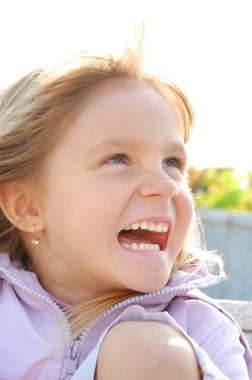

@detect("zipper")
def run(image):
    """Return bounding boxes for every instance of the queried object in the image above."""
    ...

[0,265,79,379]
[0,266,67,317]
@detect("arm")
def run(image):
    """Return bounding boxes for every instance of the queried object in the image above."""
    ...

[200,321,249,379]
[168,296,251,379]
[95,321,201,380]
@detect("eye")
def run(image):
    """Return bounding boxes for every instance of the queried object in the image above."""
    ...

[162,157,184,170]
[104,154,128,165]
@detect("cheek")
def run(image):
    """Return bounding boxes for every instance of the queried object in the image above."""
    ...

[178,193,194,234]
[171,187,194,246]
[180,187,194,222]
[43,173,132,248]
[66,185,126,235]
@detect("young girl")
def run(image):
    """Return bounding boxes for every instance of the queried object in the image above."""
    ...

[0,45,251,380]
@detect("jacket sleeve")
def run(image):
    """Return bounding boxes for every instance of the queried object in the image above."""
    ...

[72,304,232,380]
[200,320,249,379]
[168,296,250,380]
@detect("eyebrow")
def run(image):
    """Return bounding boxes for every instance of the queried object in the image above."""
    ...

[87,137,143,156]
[87,137,186,156]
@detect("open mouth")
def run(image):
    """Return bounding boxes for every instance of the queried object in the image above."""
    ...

[117,221,170,252]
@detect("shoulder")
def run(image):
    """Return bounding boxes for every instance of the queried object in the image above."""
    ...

[168,291,237,342]
[95,321,200,380]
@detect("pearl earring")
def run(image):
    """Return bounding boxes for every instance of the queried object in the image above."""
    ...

[31,226,39,246]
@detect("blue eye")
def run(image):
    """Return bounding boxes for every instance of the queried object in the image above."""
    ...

[162,157,183,169]
[104,155,127,164]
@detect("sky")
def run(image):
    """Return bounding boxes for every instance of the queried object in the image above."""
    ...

[0,0,251,170]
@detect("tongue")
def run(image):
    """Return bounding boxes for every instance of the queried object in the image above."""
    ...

[118,230,153,245]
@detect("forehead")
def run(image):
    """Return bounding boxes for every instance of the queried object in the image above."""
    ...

[75,77,184,137]
[85,78,176,113]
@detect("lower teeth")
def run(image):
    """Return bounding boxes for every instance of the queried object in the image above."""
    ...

[120,242,160,251]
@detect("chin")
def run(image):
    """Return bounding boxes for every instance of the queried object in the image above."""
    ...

[130,274,170,294]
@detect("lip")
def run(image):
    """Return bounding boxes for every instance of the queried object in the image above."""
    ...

[118,215,173,232]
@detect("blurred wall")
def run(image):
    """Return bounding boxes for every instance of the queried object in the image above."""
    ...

[198,209,252,301]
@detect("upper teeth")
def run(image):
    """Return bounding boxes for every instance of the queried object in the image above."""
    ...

[124,221,169,233]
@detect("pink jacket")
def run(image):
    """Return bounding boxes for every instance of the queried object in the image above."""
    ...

[0,252,251,379]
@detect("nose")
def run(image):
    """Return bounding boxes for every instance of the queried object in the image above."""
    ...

[137,170,180,199]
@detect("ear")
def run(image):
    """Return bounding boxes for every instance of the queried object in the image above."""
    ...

[0,181,45,233]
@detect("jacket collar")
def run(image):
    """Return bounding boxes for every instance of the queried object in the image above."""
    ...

[0,252,221,307]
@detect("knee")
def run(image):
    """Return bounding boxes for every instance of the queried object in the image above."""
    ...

[96,321,201,380]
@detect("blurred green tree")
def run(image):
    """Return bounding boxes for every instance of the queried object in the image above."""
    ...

[188,168,252,210]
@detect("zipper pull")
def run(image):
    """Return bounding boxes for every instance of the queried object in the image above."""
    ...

[64,339,80,379]
[70,339,79,361]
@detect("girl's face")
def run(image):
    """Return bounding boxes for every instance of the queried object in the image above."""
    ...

[36,79,194,303]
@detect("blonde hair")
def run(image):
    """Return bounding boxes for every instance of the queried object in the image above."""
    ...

[0,42,223,339]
